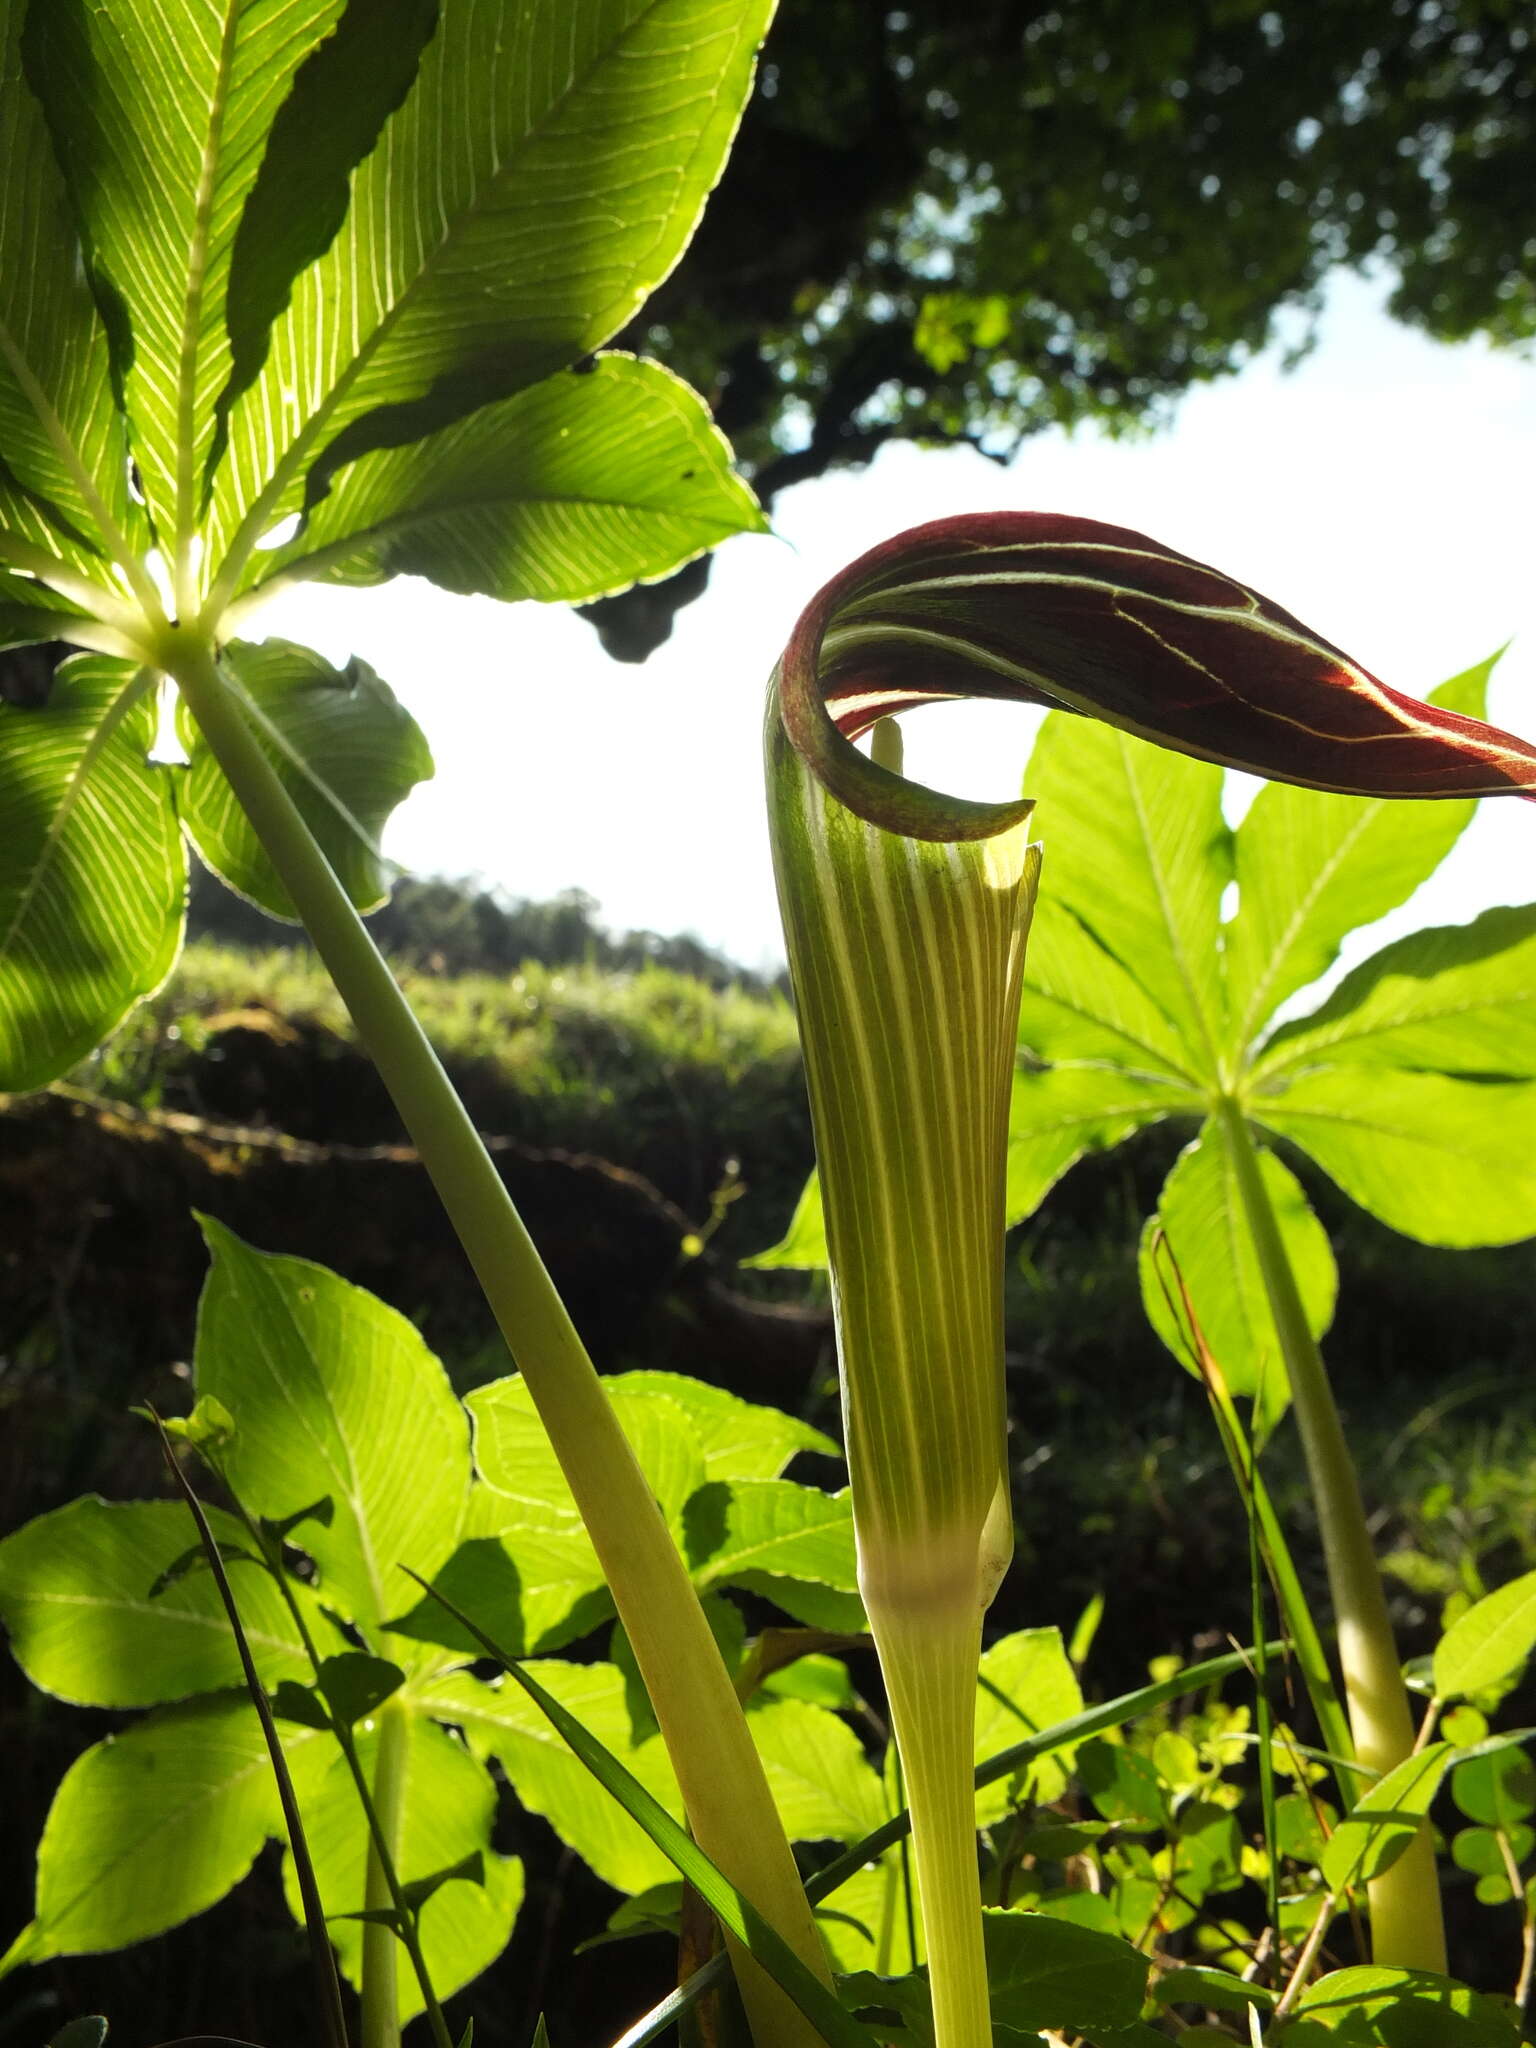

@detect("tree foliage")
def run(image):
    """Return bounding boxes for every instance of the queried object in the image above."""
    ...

[590,0,1536,656]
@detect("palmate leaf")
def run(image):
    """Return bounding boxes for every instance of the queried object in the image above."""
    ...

[0,1496,326,1707]
[239,353,767,606]
[208,0,774,572]
[1252,1065,1536,1248]
[0,1,135,574]
[1006,1062,1197,1227]
[0,655,183,1090]
[424,1659,685,1895]
[284,1711,522,2022]
[179,638,433,918]
[1255,904,1536,1084]
[1138,1127,1336,1439]
[1024,713,1232,1065]
[194,1219,471,1635]
[0,1696,315,1977]
[22,0,360,550]
[1225,659,1497,1046]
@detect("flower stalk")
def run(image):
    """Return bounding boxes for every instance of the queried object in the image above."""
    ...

[1215,1097,1445,1970]
[166,632,831,2048]
[767,709,1038,2048]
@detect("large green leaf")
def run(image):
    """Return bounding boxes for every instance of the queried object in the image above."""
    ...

[424,1660,682,1895]
[685,1480,860,1608]
[1,1696,303,1973]
[974,1628,1084,1819]
[1006,1061,1196,1226]
[747,1698,887,1846]
[1282,1964,1519,2045]
[468,1372,706,1534]
[1137,1126,1336,1438]
[0,572,92,649]
[1252,1066,1536,1248]
[840,1910,1149,2043]
[178,638,432,918]
[0,656,183,1090]
[285,1709,521,2022]
[387,1522,613,1659]
[0,1496,324,1707]
[0,2,133,570]
[1024,712,1232,1065]
[1255,906,1536,1085]
[211,0,773,564]
[244,354,764,604]
[1017,897,1203,1080]
[611,1371,838,1481]
[23,0,354,546]
[1319,1743,1453,1895]
[1225,657,1497,1046]
[1434,1571,1536,1701]
[194,1220,471,1632]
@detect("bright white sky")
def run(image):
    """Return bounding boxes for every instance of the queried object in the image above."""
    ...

[260,270,1536,980]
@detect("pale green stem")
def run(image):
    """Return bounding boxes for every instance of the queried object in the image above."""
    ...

[1214,1096,1445,1971]
[361,1697,411,2048]
[165,634,830,2048]
[866,1589,989,2048]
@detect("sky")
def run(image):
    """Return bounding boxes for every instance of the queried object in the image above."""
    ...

[259,269,1536,982]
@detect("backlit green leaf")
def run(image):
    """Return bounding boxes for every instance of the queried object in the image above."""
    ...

[0,1496,323,1707]
[388,1524,612,1660]
[246,355,764,605]
[1319,1743,1452,1894]
[0,657,183,1089]
[195,1220,470,1633]
[686,1480,861,1608]
[1225,657,1497,1045]
[1007,1061,1195,1227]
[179,638,432,919]
[612,1371,838,1481]
[423,1660,682,1895]
[744,1698,887,1846]
[285,1709,521,2022]
[23,0,348,545]
[1436,1571,1536,1701]
[1016,896,1202,1080]
[0,2,135,569]
[12,1696,307,1965]
[1024,713,1232,1065]
[468,1373,705,1534]
[1285,1964,1519,2044]
[1138,1125,1336,1438]
[1252,1067,1536,1247]
[211,0,774,567]
[975,1628,1084,1818]
[1256,905,1536,1086]
[744,1170,829,1270]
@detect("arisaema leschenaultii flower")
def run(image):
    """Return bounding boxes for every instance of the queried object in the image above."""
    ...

[765,512,1536,2046]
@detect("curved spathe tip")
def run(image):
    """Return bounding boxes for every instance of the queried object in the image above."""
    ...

[774,511,1536,838]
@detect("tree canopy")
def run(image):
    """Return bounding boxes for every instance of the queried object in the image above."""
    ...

[586,0,1534,657]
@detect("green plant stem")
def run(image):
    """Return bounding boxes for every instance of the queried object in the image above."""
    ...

[166,635,831,2048]
[1214,1096,1446,1972]
[1203,1373,1357,1812]
[235,1505,454,2048]
[866,1592,990,2048]
[361,1697,411,2048]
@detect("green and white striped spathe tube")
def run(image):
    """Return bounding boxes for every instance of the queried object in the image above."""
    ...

[766,707,1038,2048]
